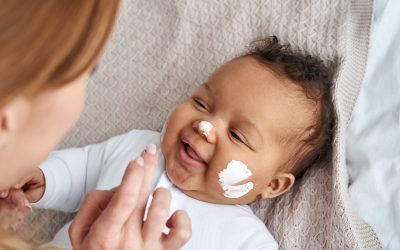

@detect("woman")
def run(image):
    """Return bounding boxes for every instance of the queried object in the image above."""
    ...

[0,1,191,249]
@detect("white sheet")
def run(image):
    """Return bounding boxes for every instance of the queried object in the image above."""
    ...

[346,0,400,249]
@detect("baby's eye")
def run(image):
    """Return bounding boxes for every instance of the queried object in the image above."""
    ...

[230,130,246,144]
[192,98,208,111]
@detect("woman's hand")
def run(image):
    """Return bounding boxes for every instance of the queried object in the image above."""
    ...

[0,169,45,231]
[69,144,192,250]
[0,168,45,208]
[0,195,25,232]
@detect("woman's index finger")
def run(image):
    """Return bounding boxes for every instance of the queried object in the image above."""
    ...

[98,158,146,230]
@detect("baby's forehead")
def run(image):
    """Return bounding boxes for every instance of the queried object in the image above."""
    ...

[206,57,301,94]
[204,58,310,105]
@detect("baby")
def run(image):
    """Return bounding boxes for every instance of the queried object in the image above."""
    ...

[30,36,336,249]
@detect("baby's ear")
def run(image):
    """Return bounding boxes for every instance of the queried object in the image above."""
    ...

[261,173,295,199]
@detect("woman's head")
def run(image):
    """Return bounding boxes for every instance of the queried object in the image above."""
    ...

[0,0,120,190]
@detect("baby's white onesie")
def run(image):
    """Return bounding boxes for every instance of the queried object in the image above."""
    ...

[35,130,278,250]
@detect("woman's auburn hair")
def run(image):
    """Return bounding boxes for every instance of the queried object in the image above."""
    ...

[0,0,121,107]
[0,0,120,248]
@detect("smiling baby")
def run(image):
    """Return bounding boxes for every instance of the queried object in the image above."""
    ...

[32,36,337,249]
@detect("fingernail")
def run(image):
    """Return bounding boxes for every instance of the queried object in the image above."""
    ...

[10,224,17,232]
[146,144,157,155]
[24,199,32,211]
[9,217,23,232]
[0,191,7,198]
[13,183,22,189]
[135,156,144,167]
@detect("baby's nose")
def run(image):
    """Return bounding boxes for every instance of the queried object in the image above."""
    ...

[193,120,216,143]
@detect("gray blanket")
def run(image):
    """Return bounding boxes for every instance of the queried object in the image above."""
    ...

[22,0,381,248]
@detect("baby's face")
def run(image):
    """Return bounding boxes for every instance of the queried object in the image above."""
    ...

[161,56,313,204]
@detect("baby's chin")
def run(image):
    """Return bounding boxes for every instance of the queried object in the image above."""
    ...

[164,167,176,185]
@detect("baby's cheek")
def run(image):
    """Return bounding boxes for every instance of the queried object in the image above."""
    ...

[160,119,168,143]
[160,108,180,148]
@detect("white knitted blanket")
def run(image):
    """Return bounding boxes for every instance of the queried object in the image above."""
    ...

[23,0,382,248]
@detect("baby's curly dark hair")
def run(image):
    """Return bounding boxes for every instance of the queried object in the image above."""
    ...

[244,36,337,177]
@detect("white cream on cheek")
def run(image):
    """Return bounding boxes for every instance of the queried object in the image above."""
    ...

[218,160,254,199]
[198,121,213,137]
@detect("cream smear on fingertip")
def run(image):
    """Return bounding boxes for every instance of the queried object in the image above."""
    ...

[218,160,254,198]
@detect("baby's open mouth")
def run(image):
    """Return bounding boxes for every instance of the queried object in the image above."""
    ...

[183,142,207,164]
[178,140,207,169]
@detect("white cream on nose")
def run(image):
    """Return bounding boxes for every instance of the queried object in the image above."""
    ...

[198,121,214,137]
[218,160,254,199]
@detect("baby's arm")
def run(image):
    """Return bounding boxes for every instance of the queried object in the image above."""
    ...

[34,144,107,212]
[34,130,161,212]
[0,142,107,231]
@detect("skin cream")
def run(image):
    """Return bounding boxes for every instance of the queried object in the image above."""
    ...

[218,160,254,198]
[198,121,213,137]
